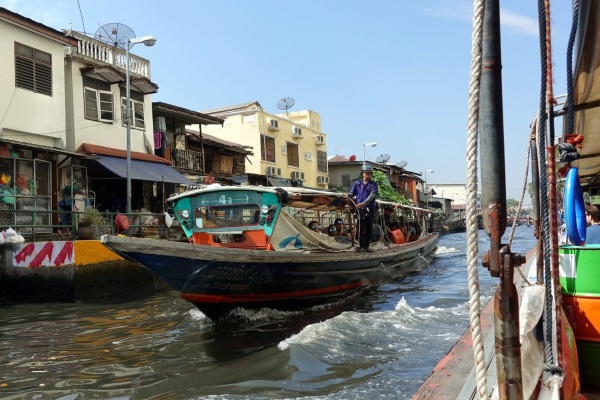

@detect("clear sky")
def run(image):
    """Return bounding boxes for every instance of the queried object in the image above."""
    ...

[2,0,572,203]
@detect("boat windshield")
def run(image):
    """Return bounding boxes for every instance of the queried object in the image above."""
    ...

[193,205,261,229]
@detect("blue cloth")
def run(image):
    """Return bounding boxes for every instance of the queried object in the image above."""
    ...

[348,179,378,212]
[586,224,600,244]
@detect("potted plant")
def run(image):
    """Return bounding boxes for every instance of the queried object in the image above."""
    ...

[77,207,106,239]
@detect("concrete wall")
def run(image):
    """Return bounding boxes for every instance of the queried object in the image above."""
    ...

[0,20,69,148]
[63,58,155,153]
[204,108,329,187]
[0,241,155,303]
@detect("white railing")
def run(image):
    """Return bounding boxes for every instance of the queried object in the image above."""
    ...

[66,30,152,79]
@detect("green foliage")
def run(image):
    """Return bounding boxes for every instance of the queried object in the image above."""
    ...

[80,207,106,226]
[372,170,408,204]
[506,198,519,208]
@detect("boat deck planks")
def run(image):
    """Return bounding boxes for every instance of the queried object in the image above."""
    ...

[413,248,535,399]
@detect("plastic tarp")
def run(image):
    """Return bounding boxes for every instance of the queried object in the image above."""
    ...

[95,156,195,185]
[269,210,353,251]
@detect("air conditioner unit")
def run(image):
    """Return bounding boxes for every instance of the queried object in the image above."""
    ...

[315,135,325,144]
[276,168,282,177]
[317,176,329,185]
[64,46,75,57]
[291,171,304,180]
[266,166,277,176]
[292,127,303,138]
[269,119,280,131]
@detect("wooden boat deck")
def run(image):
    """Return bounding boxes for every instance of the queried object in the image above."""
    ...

[412,247,600,399]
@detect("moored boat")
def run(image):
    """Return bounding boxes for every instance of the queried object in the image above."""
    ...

[414,0,600,398]
[102,185,438,320]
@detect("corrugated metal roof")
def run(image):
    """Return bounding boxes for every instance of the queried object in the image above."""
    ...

[153,102,223,125]
[0,7,78,46]
[185,130,253,154]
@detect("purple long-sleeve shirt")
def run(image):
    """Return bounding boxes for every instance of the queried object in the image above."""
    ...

[348,179,378,211]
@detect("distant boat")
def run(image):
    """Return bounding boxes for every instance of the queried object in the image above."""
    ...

[102,185,438,321]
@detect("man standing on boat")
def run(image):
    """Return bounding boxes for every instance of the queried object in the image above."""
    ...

[347,164,379,252]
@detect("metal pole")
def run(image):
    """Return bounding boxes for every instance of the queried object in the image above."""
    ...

[479,0,524,397]
[363,144,366,168]
[424,170,427,206]
[126,41,132,214]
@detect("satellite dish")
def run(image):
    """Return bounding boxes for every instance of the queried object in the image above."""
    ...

[277,97,295,115]
[349,155,357,161]
[376,154,391,164]
[94,23,136,49]
[395,160,408,168]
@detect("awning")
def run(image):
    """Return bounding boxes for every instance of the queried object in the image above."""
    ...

[267,177,292,187]
[95,156,195,185]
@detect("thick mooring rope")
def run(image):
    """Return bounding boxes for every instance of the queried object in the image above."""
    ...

[466,0,488,398]
[536,0,556,370]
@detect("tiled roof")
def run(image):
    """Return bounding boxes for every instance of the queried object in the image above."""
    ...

[328,155,349,162]
[76,143,171,164]
[200,101,262,115]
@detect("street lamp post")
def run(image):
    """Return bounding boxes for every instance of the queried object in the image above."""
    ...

[424,169,434,207]
[126,35,156,214]
[362,142,377,168]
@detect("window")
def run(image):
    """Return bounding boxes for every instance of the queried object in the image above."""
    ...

[194,204,261,228]
[342,174,351,188]
[84,77,113,122]
[287,142,299,167]
[84,88,114,122]
[121,97,145,129]
[220,156,233,174]
[260,135,276,162]
[317,150,328,173]
[15,42,52,96]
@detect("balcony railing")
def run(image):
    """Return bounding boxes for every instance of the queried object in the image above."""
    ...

[172,148,203,172]
[65,30,152,79]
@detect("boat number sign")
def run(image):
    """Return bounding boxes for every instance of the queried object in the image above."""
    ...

[199,192,259,206]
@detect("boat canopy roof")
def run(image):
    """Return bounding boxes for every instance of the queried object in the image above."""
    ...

[572,0,600,191]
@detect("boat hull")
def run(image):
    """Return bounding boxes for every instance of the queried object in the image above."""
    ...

[101,233,438,320]
[560,245,600,389]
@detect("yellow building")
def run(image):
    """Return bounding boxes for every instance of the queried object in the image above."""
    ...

[198,101,329,188]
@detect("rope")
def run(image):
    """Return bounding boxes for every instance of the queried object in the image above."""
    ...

[509,116,537,288]
[466,1,488,398]
[536,0,556,370]
[508,116,535,247]
[565,0,579,135]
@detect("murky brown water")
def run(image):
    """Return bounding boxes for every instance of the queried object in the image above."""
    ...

[0,227,537,399]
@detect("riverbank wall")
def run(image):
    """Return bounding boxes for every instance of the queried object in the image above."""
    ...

[0,240,156,303]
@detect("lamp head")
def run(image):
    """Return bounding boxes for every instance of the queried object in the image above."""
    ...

[363,142,377,147]
[130,35,157,47]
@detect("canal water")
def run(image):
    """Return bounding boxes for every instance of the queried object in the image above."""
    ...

[0,226,537,399]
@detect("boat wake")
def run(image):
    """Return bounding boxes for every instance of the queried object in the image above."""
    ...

[435,245,460,255]
[280,296,473,352]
